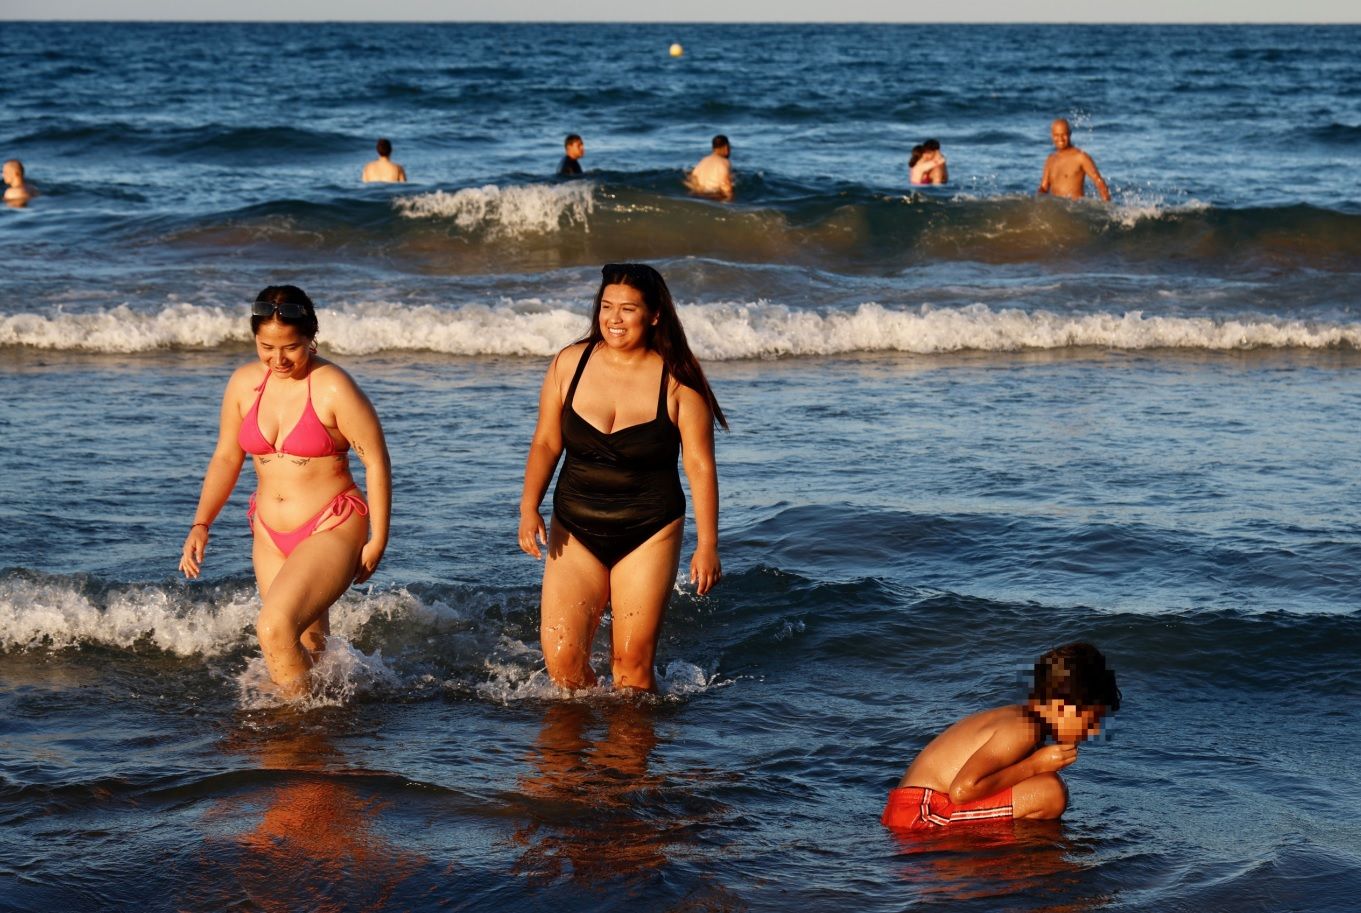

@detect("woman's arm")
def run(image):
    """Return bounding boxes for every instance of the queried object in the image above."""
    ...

[518,350,571,559]
[331,367,391,584]
[677,383,720,595]
[180,370,249,578]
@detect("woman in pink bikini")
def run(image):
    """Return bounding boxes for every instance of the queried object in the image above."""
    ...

[179,285,391,697]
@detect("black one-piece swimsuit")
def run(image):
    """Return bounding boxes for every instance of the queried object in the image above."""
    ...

[552,344,685,568]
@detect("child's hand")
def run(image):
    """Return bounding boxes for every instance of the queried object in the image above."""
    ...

[1031,743,1078,773]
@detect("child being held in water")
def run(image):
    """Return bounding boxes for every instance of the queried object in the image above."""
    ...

[882,641,1120,830]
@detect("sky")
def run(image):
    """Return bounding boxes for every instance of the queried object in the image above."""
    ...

[2,1,1358,22]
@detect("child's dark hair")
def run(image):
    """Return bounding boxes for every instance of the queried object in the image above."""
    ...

[250,285,319,339]
[1031,642,1121,712]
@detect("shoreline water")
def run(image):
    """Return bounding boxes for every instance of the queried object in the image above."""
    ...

[3,20,1360,912]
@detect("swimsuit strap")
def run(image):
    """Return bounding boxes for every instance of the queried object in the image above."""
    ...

[564,343,595,408]
[656,363,670,421]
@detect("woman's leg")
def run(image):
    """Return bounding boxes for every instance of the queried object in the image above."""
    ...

[606,519,683,692]
[540,518,610,689]
[252,511,367,696]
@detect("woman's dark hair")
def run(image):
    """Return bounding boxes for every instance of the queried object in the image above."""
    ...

[251,285,319,340]
[923,138,941,152]
[578,263,728,430]
[908,144,925,167]
[1031,642,1121,712]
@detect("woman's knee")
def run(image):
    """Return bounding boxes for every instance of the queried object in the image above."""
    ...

[256,603,300,650]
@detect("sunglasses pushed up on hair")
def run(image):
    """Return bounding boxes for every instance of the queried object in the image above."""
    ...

[251,300,311,319]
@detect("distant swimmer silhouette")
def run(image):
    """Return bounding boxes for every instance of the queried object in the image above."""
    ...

[685,135,733,201]
[558,133,585,177]
[362,138,407,184]
[1038,119,1109,201]
[4,159,35,207]
[909,139,948,186]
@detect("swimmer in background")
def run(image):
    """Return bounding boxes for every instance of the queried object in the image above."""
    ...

[4,159,35,207]
[1038,118,1110,201]
[558,134,585,177]
[685,135,733,201]
[909,139,948,186]
[362,138,407,184]
[882,642,1121,831]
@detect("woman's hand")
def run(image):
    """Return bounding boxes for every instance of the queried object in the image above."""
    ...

[690,543,722,595]
[179,525,210,578]
[519,509,547,559]
[354,539,386,584]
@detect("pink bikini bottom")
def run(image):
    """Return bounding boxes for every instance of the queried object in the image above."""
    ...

[248,486,368,557]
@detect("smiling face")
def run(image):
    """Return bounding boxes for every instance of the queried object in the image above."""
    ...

[1050,120,1072,151]
[597,283,656,351]
[254,319,313,378]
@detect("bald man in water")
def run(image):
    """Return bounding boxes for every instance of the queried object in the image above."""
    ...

[1038,119,1110,202]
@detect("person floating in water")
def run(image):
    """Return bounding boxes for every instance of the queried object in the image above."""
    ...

[3,159,35,207]
[362,138,407,184]
[685,134,733,201]
[882,642,1121,831]
[909,138,948,186]
[557,133,585,177]
[1038,119,1110,201]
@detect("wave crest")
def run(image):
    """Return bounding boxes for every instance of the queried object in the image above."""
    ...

[393,183,594,237]
[8,300,1360,358]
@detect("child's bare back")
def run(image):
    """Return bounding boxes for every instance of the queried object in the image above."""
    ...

[882,643,1120,832]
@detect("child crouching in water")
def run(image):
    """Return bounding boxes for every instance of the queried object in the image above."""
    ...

[883,642,1121,830]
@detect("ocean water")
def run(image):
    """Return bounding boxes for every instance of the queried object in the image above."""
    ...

[2,21,1361,913]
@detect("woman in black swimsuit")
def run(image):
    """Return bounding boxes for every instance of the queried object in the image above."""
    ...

[518,263,727,691]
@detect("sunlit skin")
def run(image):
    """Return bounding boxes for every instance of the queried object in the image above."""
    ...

[1038,118,1111,202]
[519,283,721,692]
[362,149,406,184]
[686,143,733,201]
[910,149,948,186]
[566,138,584,162]
[3,159,34,207]
[895,700,1111,821]
[179,316,392,698]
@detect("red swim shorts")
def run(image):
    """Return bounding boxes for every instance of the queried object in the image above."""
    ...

[881,785,1014,830]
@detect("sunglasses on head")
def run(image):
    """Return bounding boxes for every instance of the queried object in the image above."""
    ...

[252,300,310,319]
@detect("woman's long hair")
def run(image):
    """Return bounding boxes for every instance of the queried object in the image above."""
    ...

[577,263,728,430]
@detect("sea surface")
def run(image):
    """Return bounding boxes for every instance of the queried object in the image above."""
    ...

[2,21,1361,913]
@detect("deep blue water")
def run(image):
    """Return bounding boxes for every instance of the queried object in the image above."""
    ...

[2,21,1360,913]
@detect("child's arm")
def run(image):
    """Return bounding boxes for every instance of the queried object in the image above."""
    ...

[948,725,1076,805]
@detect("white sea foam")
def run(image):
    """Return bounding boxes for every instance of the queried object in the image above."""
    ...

[235,636,401,710]
[0,575,259,655]
[7,299,1361,358]
[0,576,462,658]
[392,182,594,236]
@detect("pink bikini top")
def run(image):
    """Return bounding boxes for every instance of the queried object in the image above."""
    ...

[238,369,343,458]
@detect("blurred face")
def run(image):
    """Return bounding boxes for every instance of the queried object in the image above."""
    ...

[567,139,584,160]
[598,284,655,351]
[1049,702,1106,744]
[2,162,19,186]
[254,319,312,378]
[1050,121,1071,151]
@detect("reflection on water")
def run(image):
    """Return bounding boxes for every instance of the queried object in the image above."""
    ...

[184,718,426,912]
[510,702,675,887]
[888,820,1103,910]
